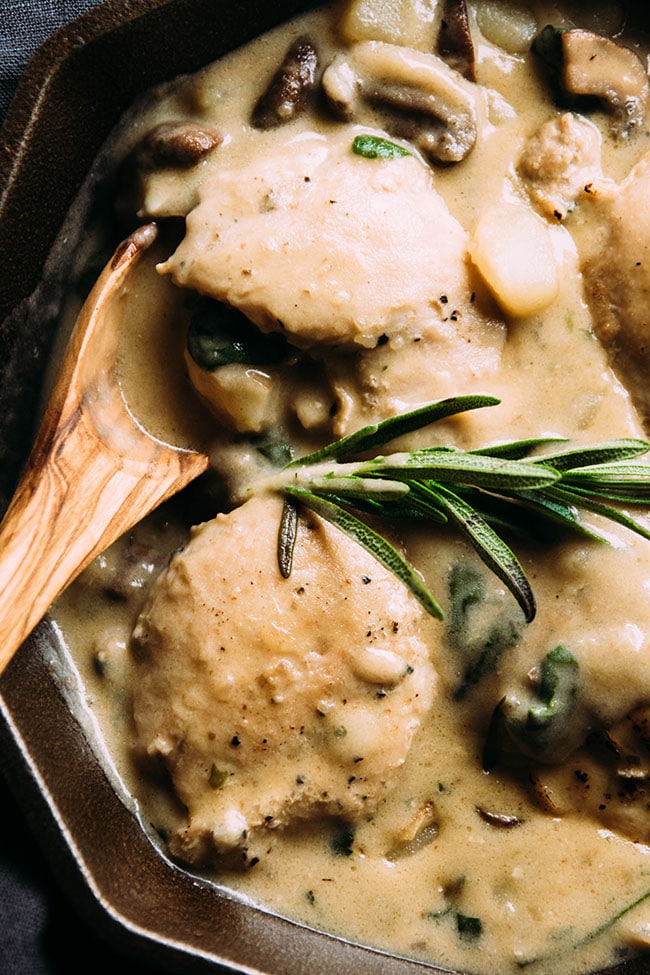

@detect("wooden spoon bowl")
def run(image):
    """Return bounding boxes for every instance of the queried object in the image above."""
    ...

[0,223,209,673]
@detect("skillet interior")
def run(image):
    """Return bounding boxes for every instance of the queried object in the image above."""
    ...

[1,2,650,973]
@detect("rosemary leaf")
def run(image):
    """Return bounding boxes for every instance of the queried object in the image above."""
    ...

[502,489,608,542]
[470,436,566,459]
[399,489,449,524]
[277,498,299,578]
[457,495,544,540]
[363,450,559,493]
[267,399,650,625]
[287,395,500,467]
[286,487,444,619]
[570,486,650,505]
[414,482,536,622]
[519,881,650,968]
[534,438,650,471]
[563,461,650,498]
[577,884,650,948]
[547,485,650,542]
[320,493,448,524]
[303,475,410,501]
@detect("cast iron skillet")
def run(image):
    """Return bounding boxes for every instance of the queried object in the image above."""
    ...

[1,2,650,973]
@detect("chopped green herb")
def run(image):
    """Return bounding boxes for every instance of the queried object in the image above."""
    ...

[501,644,580,761]
[532,24,570,83]
[209,764,228,789]
[92,652,108,678]
[456,913,483,943]
[256,437,294,469]
[187,298,289,370]
[448,562,483,627]
[331,824,355,857]
[536,644,578,710]
[447,562,524,700]
[425,906,452,921]
[352,134,411,159]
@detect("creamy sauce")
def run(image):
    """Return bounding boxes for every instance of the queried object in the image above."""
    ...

[51,2,650,973]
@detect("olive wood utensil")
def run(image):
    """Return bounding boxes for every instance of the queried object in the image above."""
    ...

[0,223,209,675]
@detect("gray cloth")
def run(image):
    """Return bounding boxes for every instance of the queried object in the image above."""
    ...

[0,769,162,973]
[0,0,105,120]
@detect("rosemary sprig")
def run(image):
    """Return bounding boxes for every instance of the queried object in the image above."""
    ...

[285,489,446,620]
[285,395,501,466]
[258,398,650,623]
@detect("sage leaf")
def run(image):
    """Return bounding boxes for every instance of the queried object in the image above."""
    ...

[352,134,411,158]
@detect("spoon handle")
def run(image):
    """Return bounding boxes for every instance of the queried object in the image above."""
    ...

[0,225,208,676]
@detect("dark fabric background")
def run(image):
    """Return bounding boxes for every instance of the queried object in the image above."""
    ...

[0,1,107,118]
[0,3,164,972]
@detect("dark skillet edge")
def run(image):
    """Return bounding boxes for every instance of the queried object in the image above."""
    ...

[0,1,650,973]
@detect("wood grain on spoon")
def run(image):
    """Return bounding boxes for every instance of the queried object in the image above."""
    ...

[0,223,209,675]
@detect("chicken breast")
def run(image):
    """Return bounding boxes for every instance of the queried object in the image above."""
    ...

[131,494,436,866]
[579,149,650,422]
[518,116,650,424]
[157,128,491,350]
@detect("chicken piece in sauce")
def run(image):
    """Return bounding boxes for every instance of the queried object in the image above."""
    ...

[157,130,493,351]
[131,495,436,866]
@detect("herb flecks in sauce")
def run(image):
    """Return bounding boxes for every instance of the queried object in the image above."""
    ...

[351,133,411,158]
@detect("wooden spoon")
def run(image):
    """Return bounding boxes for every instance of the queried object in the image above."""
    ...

[0,223,209,675]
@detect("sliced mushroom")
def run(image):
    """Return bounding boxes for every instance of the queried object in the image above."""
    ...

[385,801,439,859]
[250,36,319,129]
[524,709,650,842]
[476,806,523,829]
[322,40,478,164]
[534,26,649,136]
[562,29,649,131]
[129,121,222,172]
[437,0,475,82]
[115,121,222,223]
